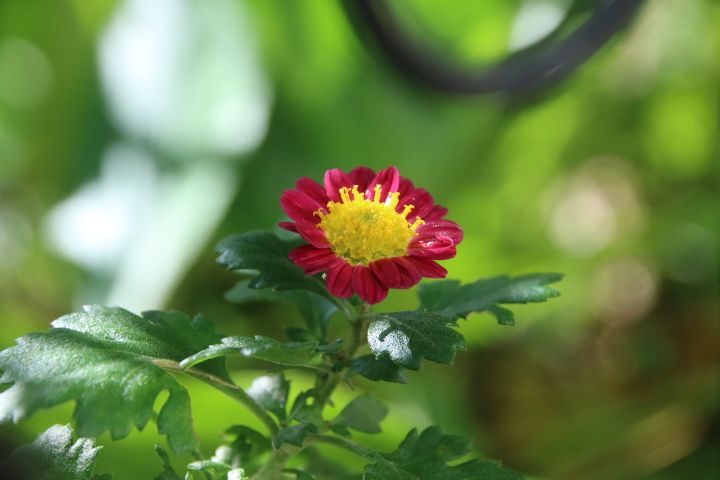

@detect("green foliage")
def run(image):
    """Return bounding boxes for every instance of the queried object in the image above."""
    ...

[272,423,318,448]
[180,335,327,371]
[419,274,563,325]
[366,311,466,370]
[216,231,333,302]
[2,424,109,480]
[0,306,227,453]
[0,224,561,478]
[331,394,389,435]
[350,354,408,384]
[364,426,523,480]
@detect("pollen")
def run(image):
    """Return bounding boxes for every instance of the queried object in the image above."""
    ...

[316,185,424,266]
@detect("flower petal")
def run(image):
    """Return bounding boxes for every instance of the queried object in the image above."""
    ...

[297,224,330,248]
[327,260,354,298]
[324,168,353,202]
[396,176,415,198]
[392,257,422,289]
[365,166,400,202]
[296,176,329,206]
[408,257,448,278]
[370,258,403,289]
[416,220,464,244]
[281,189,324,224]
[352,266,388,304]
[424,204,448,221]
[349,166,375,191]
[398,188,435,222]
[288,245,336,275]
[408,235,456,259]
[278,221,298,233]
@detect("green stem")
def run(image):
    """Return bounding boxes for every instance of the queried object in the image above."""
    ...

[313,434,376,459]
[154,359,279,435]
[251,445,295,480]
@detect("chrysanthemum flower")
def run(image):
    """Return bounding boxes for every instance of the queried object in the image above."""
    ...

[279,166,463,304]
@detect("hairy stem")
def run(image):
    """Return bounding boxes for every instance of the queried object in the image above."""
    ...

[154,359,279,435]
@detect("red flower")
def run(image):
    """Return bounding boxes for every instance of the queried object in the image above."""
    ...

[279,166,463,304]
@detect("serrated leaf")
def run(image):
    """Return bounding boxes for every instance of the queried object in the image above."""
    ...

[2,424,109,480]
[272,423,318,448]
[154,445,182,480]
[247,374,289,421]
[216,231,333,302]
[367,312,465,370]
[332,395,389,434]
[350,355,408,384]
[180,336,327,372]
[226,280,338,337]
[0,306,227,452]
[419,274,562,325]
[364,426,523,480]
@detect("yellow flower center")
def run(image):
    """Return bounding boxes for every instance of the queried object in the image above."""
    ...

[316,185,424,266]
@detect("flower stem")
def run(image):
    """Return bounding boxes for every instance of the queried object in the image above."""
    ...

[154,359,279,436]
[313,434,376,459]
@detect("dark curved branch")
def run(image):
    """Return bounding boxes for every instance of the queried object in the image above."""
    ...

[343,0,646,95]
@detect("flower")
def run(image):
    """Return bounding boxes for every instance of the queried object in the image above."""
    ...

[279,166,463,304]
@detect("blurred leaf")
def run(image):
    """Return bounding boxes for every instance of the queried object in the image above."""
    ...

[247,374,290,421]
[331,394,389,434]
[216,231,334,303]
[367,311,465,370]
[226,280,338,337]
[272,423,318,448]
[154,445,182,480]
[0,306,228,453]
[187,460,232,476]
[364,426,523,480]
[419,274,563,325]
[350,355,408,384]
[284,468,315,480]
[290,390,323,426]
[2,424,109,480]
[180,336,327,371]
[216,426,271,468]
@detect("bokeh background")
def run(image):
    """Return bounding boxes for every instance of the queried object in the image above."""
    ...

[0,0,718,478]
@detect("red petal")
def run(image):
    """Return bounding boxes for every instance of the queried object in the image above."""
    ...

[327,260,354,298]
[416,220,464,244]
[424,205,448,221]
[370,258,403,288]
[288,245,336,275]
[296,177,329,207]
[281,189,324,224]
[408,235,456,259]
[398,188,435,222]
[396,177,415,198]
[349,166,375,191]
[364,166,400,202]
[352,266,388,304]
[392,257,422,289]
[278,221,298,233]
[324,169,353,202]
[408,257,448,278]
[297,224,330,248]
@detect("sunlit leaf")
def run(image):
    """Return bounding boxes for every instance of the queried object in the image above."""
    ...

[419,273,562,325]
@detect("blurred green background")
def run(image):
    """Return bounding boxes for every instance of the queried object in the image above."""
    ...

[0,0,718,478]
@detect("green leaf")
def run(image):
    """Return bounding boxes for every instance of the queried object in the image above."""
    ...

[226,280,338,337]
[214,426,270,469]
[216,231,332,301]
[332,395,389,434]
[366,312,465,370]
[350,355,408,384]
[364,426,523,480]
[247,374,290,421]
[289,390,323,426]
[419,274,563,325]
[2,424,109,480]
[180,336,326,372]
[284,468,315,480]
[272,423,318,448]
[0,305,227,452]
[154,445,182,480]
